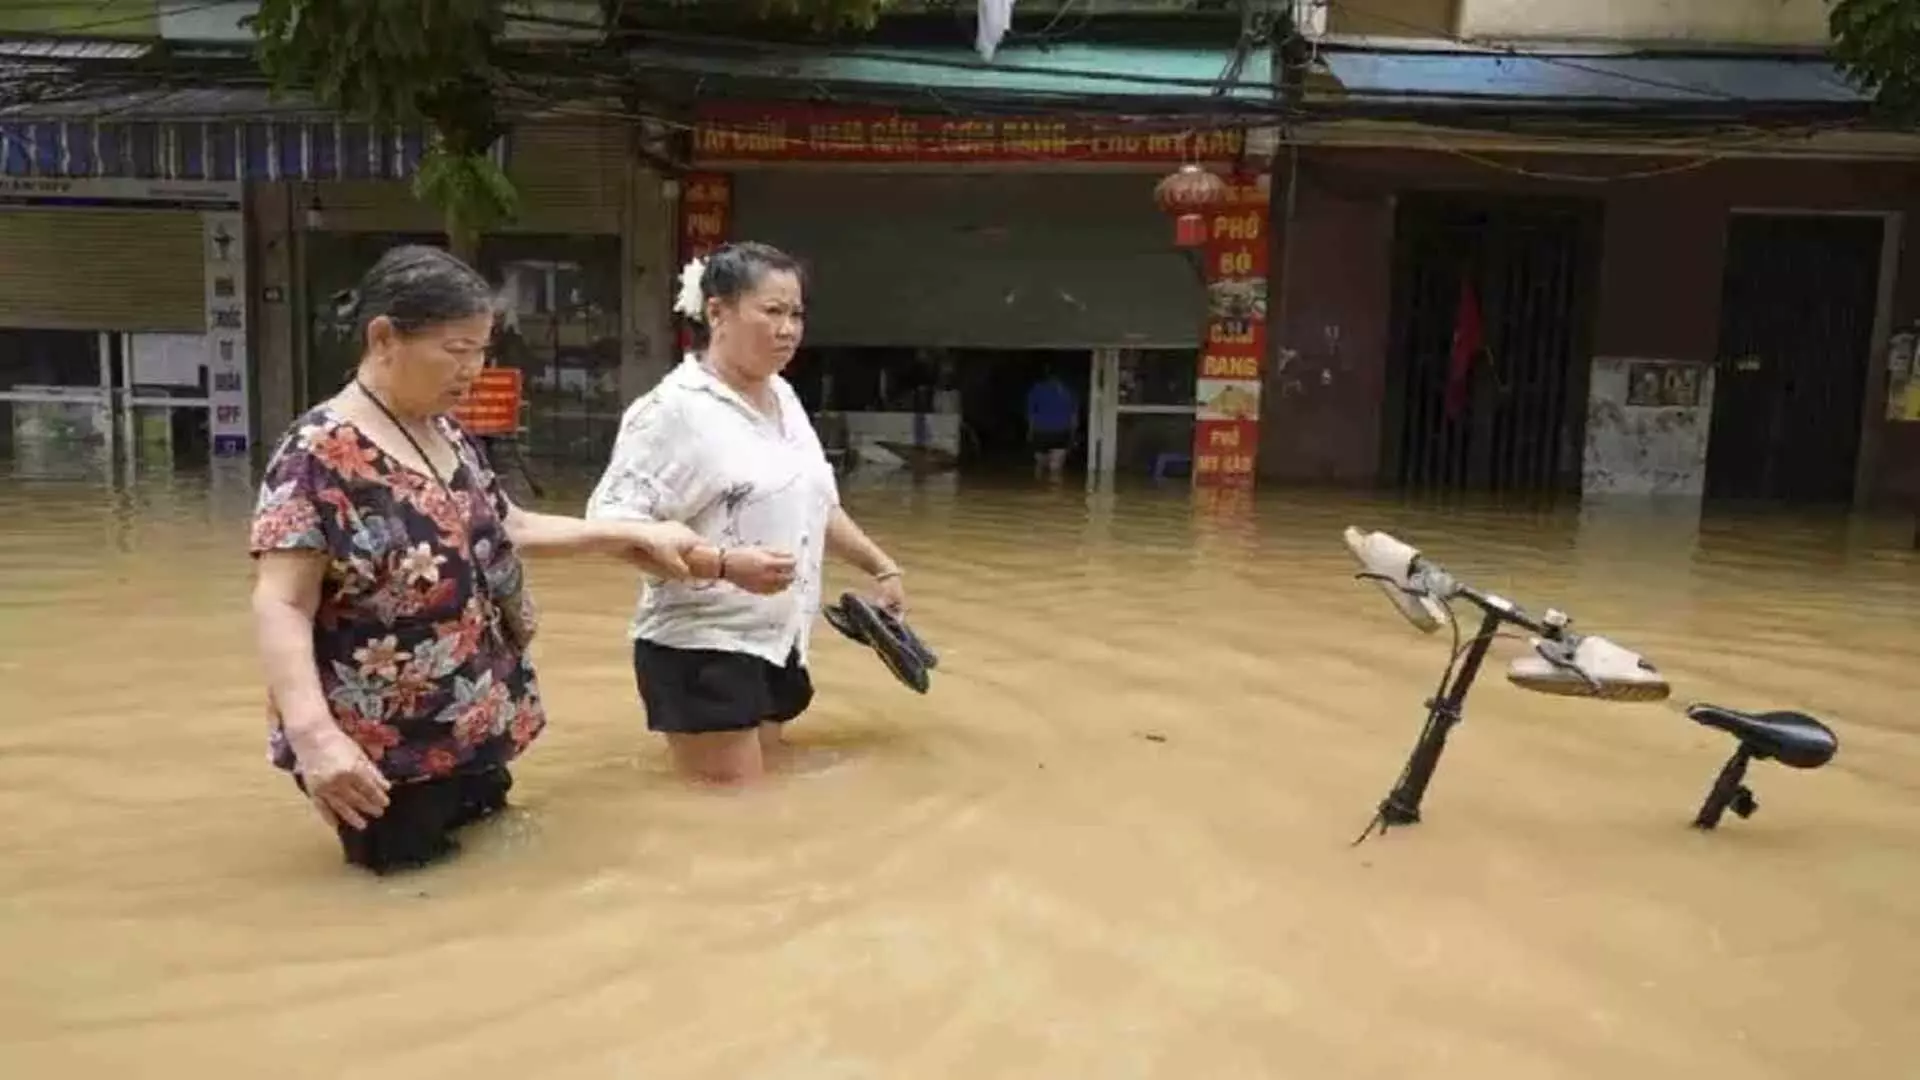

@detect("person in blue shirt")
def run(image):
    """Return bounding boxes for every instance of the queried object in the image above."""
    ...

[1025,369,1079,479]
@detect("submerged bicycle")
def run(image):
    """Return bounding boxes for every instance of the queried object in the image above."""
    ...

[1340,527,1839,844]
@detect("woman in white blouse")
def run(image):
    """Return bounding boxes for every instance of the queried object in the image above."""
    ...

[586,242,908,785]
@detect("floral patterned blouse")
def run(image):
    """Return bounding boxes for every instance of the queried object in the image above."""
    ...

[248,406,545,785]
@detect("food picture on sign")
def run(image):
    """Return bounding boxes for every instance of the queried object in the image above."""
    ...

[1198,380,1261,421]
[1207,278,1267,322]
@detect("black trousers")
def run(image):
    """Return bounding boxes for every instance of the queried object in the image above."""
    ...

[295,766,513,875]
[1029,429,1072,454]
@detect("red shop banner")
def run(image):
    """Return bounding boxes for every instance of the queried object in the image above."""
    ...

[677,172,731,352]
[694,103,1247,165]
[1191,187,1269,490]
[680,172,730,260]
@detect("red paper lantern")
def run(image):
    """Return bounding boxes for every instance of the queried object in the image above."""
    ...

[1154,163,1229,248]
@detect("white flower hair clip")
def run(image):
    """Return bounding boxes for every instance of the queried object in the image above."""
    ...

[673,256,707,323]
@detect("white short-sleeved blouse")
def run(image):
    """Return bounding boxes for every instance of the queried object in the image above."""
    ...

[585,355,840,666]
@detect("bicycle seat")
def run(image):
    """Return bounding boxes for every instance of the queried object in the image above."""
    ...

[1686,704,1837,769]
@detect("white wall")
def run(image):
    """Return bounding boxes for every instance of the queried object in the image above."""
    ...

[1581,357,1717,497]
[1457,0,1830,47]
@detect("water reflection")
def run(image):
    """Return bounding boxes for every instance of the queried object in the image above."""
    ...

[1,456,1917,1079]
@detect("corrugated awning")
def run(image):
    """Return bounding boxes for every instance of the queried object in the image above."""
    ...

[628,39,1274,105]
[1315,48,1869,110]
[0,87,513,182]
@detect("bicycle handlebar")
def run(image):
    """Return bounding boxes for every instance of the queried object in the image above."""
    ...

[1342,527,1671,704]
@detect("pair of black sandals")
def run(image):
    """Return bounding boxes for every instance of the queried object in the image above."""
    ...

[821,592,940,694]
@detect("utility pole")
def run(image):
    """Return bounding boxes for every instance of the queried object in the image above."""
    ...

[1268,1,1314,376]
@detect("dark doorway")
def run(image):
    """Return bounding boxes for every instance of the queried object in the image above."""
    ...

[1705,213,1883,505]
[1381,195,1602,497]
[956,349,1089,473]
[785,347,1090,476]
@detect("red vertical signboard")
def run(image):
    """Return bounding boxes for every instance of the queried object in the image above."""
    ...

[1191,178,1270,489]
[677,172,731,353]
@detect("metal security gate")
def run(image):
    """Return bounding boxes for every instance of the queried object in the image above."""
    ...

[1381,195,1601,496]
[1705,212,1885,505]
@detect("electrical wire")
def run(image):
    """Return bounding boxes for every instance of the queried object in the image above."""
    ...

[0,0,1887,178]
[1,33,1860,136]
[0,0,1862,126]
[491,4,1864,126]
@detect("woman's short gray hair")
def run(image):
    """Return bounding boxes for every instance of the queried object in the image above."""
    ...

[335,244,496,345]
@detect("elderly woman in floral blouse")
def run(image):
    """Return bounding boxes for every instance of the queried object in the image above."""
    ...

[250,245,789,874]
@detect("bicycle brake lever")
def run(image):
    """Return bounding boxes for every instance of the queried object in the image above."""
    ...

[1354,571,1421,597]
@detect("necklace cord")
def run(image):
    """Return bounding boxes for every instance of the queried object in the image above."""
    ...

[355,379,452,493]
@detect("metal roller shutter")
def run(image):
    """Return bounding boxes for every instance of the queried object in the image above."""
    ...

[0,208,204,332]
[731,171,1206,349]
[317,121,627,235]
[504,120,627,235]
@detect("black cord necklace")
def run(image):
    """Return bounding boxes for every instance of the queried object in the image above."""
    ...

[355,378,452,494]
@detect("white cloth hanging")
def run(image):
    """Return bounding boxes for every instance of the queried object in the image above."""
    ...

[976,0,1015,61]
[494,265,527,336]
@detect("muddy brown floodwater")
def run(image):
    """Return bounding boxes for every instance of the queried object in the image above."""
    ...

[1,460,1917,1080]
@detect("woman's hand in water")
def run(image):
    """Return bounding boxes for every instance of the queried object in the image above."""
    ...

[289,723,391,831]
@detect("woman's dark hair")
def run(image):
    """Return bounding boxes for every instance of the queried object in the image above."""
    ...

[687,241,806,348]
[335,244,496,349]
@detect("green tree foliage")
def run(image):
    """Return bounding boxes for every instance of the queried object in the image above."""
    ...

[247,1,901,249]
[1828,0,1920,120]
[247,0,517,253]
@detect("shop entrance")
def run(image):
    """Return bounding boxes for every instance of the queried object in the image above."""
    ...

[0,328,213,475]
[1706,211,1889,505]
[787,346,1093,477]
[0,188,243,478]
[786,346,1200,482]
[954,349,1089,474]
[728,171,1207,483]
[1085,347,1198,484]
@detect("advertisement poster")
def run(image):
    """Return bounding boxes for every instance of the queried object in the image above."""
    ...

[1886,326,1920,422]
[202,210,249,457]
[451,368,524,436]
[1191,177,1269,489]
